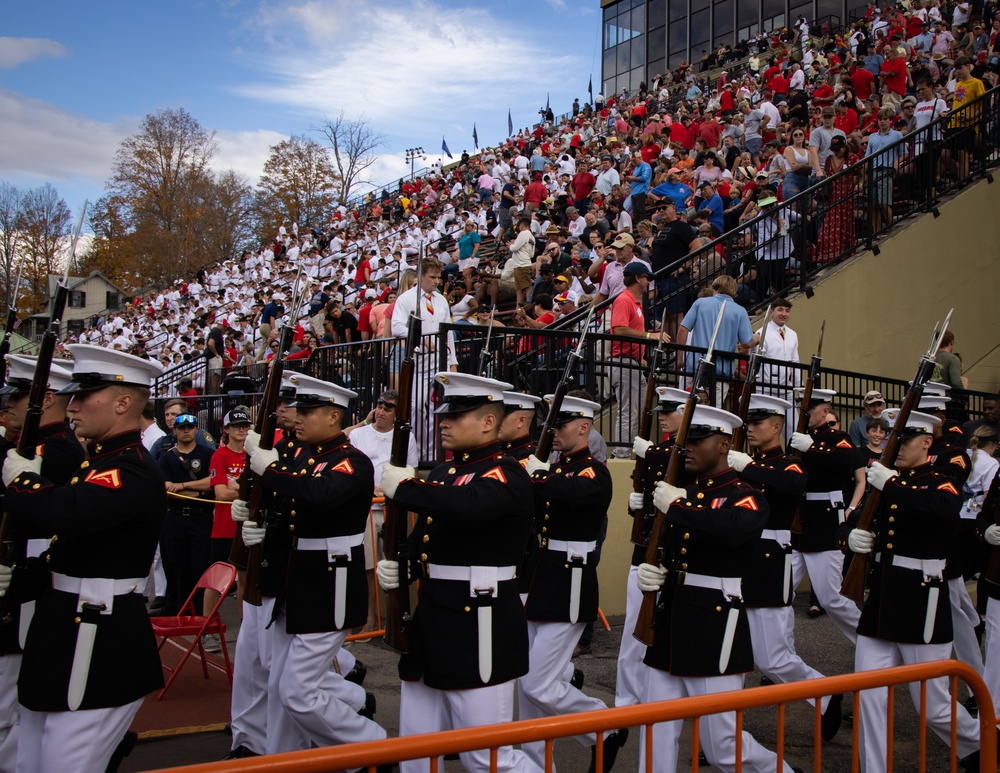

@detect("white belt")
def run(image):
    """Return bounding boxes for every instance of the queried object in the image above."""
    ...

[874,553,946,579]
[426,564,517,584]
[25,539,51,559]
[426,564,517,684]
[544,539,597,560]
[51,574,146,603]
[679,572,743,600]
[760,529,792,545]
[295,532,365,556]
[805,491,845,504]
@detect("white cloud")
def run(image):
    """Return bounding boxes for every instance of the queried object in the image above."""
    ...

[234,0,579,133]
[0,37,70,70]
[544,0,567,9]
[0,90,287,198]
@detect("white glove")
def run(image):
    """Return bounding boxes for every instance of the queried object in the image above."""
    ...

[728,450,752,472]
[866,462,898,491]
[985,524,1000,547]
[637,562,668,592]
[231,499,250,523]
[376,559,400,590]
[653,481,685,513]
[0,565,11,597]
[242,521,266,547]
[525,455,550,476]
[789,432,814,452]
[632,436,654,458]
[249,446,279,476]
[628,492,645,511]
[847,528,875,554]
[2,449,42,487]
[380,463,416,499]
[244,429,261,455]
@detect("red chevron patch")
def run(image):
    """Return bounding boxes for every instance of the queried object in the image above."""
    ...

[937,482,959,496]
[331,459,354,474]
[950,455,967,469]
[785,463,805,475]
[836,439,853,449]
[481,467,507,483]
[578,467,597,479]
[733,495,759,511]
[84,469,121,489]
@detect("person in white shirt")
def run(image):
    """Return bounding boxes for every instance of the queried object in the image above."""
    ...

[758,298,801,436]
[346,389,419,630]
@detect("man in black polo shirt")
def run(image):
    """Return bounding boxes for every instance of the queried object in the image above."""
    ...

[649,200,700,338]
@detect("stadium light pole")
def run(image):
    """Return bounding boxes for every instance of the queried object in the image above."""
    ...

[405,147,426,181]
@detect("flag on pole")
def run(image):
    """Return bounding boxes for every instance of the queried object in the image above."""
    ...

[588,76,593,104]
[441,137,453,159]
[507,109,513,137]
[473,123,479,150]
[546,93,550,111]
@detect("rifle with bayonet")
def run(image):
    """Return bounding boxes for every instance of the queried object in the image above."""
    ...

[533,302,597,462]
[840,311,952,603]
[630,308,670,547]
[0,202,86,621]
[730,304,771,452]
[0,265,24,390]
[477,307,496,378]
[382,290,425,653]
[231,266,306,605]
[634,300,728,645]
[788,320,825,534]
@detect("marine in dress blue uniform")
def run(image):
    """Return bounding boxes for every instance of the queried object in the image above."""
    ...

[0,345,164,773]
[729,394,842,741]
[617,386,689,709]
[245,374,385,755]
[498,391,542,599]
[519,395,627,773]
[788,388,861,643]
[637,405,798,773]
[377,373,540,773]
[841,409,980,773]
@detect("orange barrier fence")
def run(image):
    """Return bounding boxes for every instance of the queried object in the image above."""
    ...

[147,660,996,773]
[345,497,610,647]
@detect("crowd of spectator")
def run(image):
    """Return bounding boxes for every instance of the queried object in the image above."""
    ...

[44,2,999,403]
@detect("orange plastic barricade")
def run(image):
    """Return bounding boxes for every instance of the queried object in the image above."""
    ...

[145,660,997,773]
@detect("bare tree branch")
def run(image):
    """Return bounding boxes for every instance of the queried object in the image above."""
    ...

[315,112,388,204]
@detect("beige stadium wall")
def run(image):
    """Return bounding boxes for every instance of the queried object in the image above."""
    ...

[597,177,1000,615]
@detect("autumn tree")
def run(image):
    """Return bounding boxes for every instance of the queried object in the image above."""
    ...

[255,135,339,232]
[0,182,24,313]
[104,108,218,284]
[315,113,387,204]
[198,170,256,264]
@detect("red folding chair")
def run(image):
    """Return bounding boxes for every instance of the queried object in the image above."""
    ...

[150,561,237,700]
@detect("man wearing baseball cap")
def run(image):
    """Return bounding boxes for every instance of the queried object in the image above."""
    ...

[1,345,165,773]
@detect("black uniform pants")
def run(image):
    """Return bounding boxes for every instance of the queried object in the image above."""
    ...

[162,508,213,615]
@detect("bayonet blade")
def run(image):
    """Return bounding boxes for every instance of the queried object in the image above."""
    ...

[816,319,826,358]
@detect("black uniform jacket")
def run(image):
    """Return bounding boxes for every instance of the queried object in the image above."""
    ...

[258,435,305,601]
[5,430,165,711]
[631,437,695,566]
[739,446,808,607]
[842,462,960,645]
[260,432,373,634]
[975,472,1000,597]
[644,468,768,677]
[503,435,538,595]
[524,447,611,622]
[927,434,972,581]
[791,424,855,553]
[1,421,86,655]
[392,441,533,690]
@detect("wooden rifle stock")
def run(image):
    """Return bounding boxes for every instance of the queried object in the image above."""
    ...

[630,310,670,547]
[730,305,770,452]
[383,311,422,653]
[840,365,934,603]
[231,324,295,606]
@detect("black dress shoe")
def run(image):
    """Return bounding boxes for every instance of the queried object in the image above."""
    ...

[571,667,585,690]
[345,659,368,686]
[806,605,826,618]
[222,745,260,759]
[358,692,376,720]
[759,675,774,686]
[821,693,843,741]
[588,728,629,773]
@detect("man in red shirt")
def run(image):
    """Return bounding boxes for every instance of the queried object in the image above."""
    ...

[571,161,597,211]
[698,111,723,149]
[609,262,670,458]
[850,66,876,100]
[880,45,910,103]
[524,173,548,207]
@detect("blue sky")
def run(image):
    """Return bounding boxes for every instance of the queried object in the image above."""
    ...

[1,0,602,226]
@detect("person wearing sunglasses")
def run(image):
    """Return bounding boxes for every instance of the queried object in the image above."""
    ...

[346,390,417,632]
[0,345,165,773]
